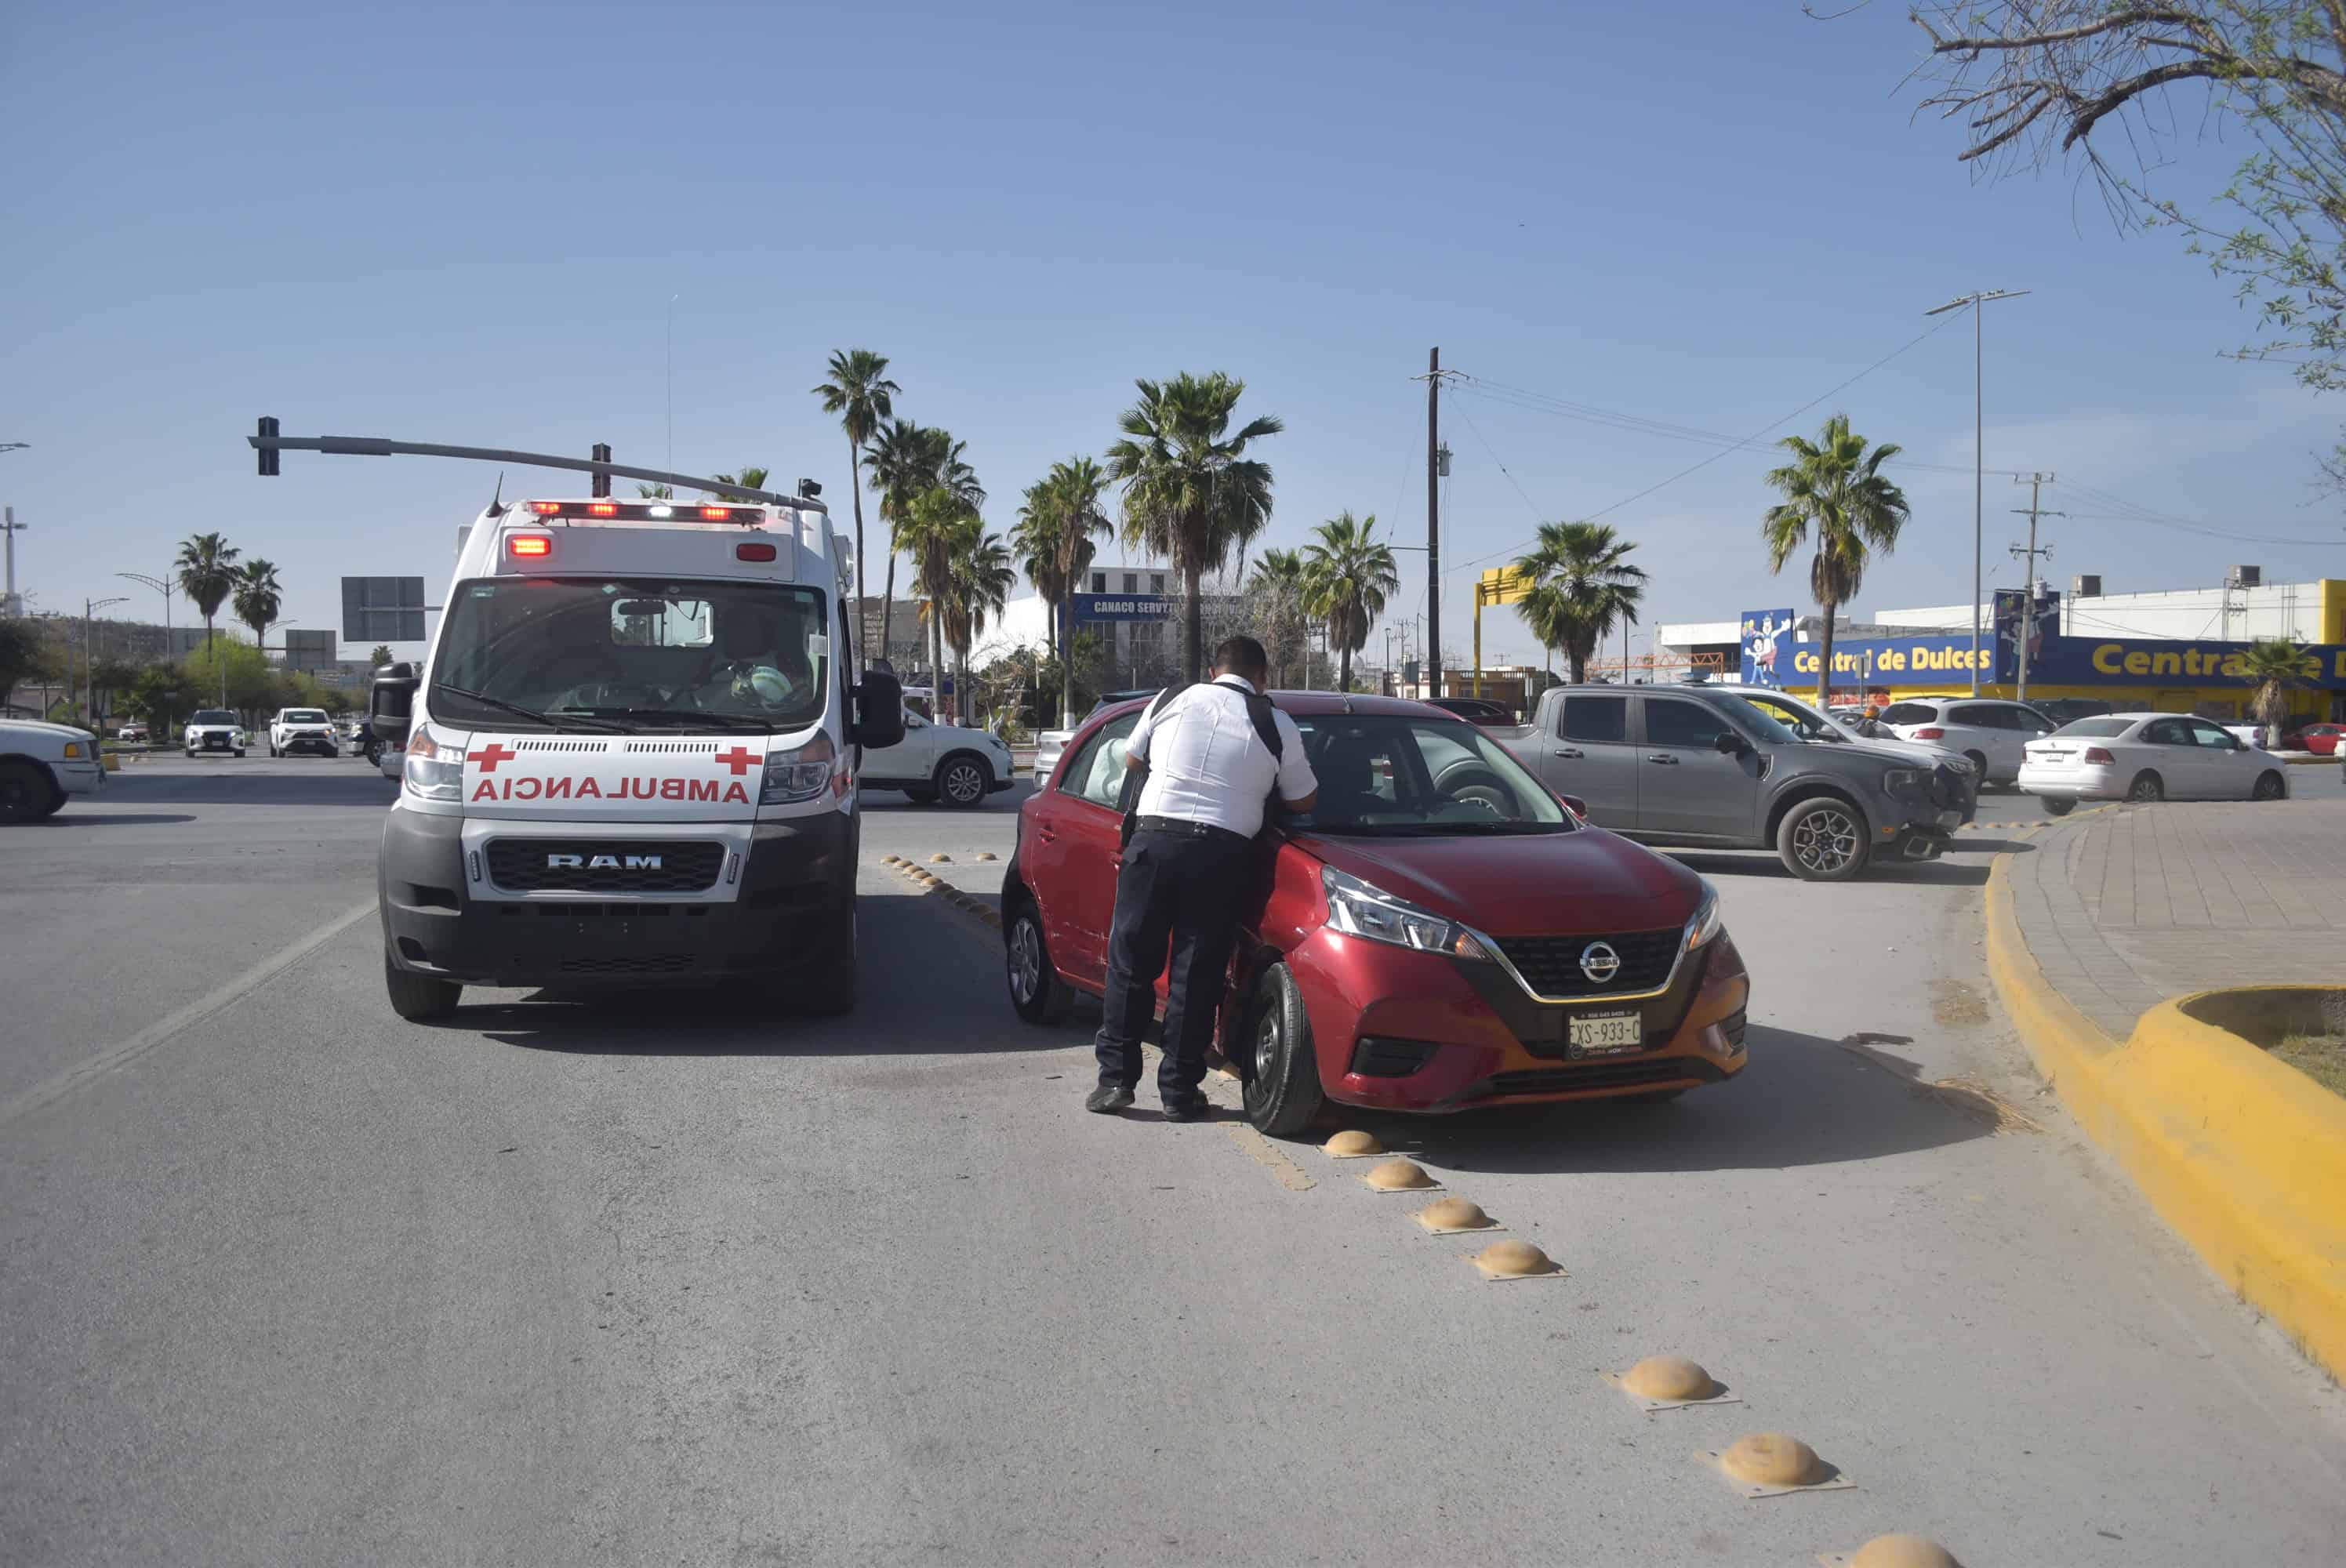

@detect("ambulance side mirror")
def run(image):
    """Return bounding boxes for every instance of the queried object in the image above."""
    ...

[369,664,417,745]
[855,670,906,750]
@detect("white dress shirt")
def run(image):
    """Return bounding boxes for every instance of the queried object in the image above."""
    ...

[1128,676,1318,838]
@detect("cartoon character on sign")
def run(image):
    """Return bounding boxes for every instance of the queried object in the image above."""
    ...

[1741,615,1789,685]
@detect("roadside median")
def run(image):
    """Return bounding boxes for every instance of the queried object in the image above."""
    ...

[1985,853,2346,1377]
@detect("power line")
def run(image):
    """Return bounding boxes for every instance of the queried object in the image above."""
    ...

[1447,398,1546,525]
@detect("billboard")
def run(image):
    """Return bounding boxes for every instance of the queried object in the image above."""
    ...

[341,576,427,642]
[285,629,336,667]
[1992,588,2061,684]
[1737,609,1796,688]
[1072,593,1171,623]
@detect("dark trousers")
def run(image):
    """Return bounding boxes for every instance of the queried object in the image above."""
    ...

[1095,826,1255,1101]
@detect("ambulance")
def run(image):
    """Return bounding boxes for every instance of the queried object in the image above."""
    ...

[369,492,905,1021]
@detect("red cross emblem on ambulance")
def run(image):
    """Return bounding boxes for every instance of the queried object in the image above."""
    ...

[469,741,518,773]
[714,745,760,776]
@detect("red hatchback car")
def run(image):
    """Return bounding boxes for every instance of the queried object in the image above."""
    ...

[1000,692,1749,1134]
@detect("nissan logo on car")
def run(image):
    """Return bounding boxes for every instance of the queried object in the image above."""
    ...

[1578,941,1622,984]
[546,853,663,870]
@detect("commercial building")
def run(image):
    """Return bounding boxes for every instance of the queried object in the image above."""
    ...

[1658,573,2346,724]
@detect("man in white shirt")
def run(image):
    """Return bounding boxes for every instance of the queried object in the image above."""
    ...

[1088,636,1319,1120]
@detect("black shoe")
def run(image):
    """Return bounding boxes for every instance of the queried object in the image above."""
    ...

[1161,1094,1211,1123]
[1085,1083,1136,1114]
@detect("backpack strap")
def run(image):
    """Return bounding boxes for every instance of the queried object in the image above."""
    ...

[1238,690,1284,760]
[1115,684,1191,822]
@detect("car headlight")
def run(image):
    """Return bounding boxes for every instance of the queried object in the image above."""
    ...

[1320,865,1491,960]
[761,732,834,804]
[1685,881,1723,951]
[1882,768,1927,793]
[402,724,467,802]
[62,741,85,759]
[1943,756,1975,776]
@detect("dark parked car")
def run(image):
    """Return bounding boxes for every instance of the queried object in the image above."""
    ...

[1003,693,1750,1134]
[1427,695,1517,727]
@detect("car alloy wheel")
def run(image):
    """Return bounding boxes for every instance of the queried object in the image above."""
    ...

[941,758,986,807]
[1008,915,1043,1007]
[2253,770,2286,801]
[1003,904,1070,1025]
[2127,772,2164,803]
[1789,805,1858,875]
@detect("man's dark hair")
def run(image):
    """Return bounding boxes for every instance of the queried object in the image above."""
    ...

[1213,634,1269,684]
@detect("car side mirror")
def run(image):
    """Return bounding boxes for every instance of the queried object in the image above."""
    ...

[1559,794,1590,818]
[1712,731,1746,754]
[856,670,906,750]
[369,666,416,745]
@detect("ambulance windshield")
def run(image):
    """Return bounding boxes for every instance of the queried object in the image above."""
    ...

[430,577,831,732]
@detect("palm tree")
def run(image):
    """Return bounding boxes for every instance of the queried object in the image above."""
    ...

[1514,521,1648,684]
[1760,414,1911,706]
[1247,547,1310,688]
[1012,457,1113,724]
[637,484,674,499]
[706,467,770,499]
[898,486,979,708]
[175,532,241,704]
[940,520,1015,724]
[1105,372,1282,681]
[1300,513,1399,693]
[369,644,394,666]
[812,350,899,652]
[231,559,284,648]
[864,420,986,679]
[2239,639,2312,740]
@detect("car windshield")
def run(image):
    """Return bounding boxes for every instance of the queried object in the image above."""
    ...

[1288,713,1572,834]
[281,710,326,723]
[430,576,831,733]
[1738,691,1845,742]
[1705,692,1801,746]
[2055,718,2135,737]
[191,710,235,725]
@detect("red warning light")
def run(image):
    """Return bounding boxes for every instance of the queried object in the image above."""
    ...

[528,501,562,516]
[508,535,554,557]
[699,506,732,521]
[586,501,619,517]
[735,542,777,562]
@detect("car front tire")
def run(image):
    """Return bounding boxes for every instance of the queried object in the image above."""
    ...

[1776,796,1870,882]
[2042,797,2076,817]
[0,760,60,824]
[936,753,990,809]
[383,948,461,1021]
[2252,770,2286,801]
[1242,962,1325,1137]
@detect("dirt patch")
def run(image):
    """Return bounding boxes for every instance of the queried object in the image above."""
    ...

[2270,1034,2346,1098]
[1928,978,1992,1028]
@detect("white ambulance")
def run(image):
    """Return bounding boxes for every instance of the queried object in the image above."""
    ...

[372,493,904,1021]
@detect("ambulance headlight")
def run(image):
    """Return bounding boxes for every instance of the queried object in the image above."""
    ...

[760,731,834,805]
[403,724,465,803]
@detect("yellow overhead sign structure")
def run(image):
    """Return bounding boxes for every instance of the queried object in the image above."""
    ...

[1472,566,1537,697]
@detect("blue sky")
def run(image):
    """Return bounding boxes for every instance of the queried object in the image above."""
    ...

[5,0,2342,666]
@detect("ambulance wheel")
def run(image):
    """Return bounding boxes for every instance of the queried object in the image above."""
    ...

[383,948,460,1022]
[794,915,858,1016]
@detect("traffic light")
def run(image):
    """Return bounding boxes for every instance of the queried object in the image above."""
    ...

[591,443,612,499]
[256,416,279,477]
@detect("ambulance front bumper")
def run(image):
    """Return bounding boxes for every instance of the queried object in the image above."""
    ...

[379,806,855,986]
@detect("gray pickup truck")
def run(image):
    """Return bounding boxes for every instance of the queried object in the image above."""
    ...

[1495,683,1972,880]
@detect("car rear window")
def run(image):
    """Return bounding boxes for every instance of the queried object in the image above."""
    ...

[2054,718,2133,737]
[1879,702,1935,724]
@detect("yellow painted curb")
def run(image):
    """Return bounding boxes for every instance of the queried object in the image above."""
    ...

[1985,858,2346,1377]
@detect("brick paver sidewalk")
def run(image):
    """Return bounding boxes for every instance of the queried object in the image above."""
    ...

[2000,791,2345,1038]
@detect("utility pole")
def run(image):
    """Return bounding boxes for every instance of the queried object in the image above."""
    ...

[2008,473,2061,705]
[85,596,127,724]
[1424,347,1443,701]
[1925,289,2030,696]
[2,507,24,617]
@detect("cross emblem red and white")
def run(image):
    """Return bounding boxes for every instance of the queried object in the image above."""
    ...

[714,745,760,776]
[469,742,518,773]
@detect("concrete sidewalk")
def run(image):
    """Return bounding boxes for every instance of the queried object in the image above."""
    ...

[2000,790,2344,1037]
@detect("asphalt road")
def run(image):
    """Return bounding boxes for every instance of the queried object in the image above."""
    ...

[5,755,2344,1566]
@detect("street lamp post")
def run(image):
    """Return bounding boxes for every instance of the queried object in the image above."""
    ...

[84,596,128,725]
[1924,289,2030,696]
[118,572,175,739]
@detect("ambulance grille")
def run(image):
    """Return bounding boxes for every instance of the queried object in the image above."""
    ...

[624,739,721,753]
[485,840,724,893]
[516,739,610,753]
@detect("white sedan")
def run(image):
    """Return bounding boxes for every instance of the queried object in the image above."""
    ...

[2020,713,2291,814]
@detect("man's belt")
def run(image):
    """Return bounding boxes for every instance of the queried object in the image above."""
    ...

[1132,815,1252,846]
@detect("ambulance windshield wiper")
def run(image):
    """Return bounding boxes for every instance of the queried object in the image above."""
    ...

[557,706,775,732]
[436,685,628,733]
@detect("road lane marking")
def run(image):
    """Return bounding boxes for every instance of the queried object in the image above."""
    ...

[0,898,377,1131]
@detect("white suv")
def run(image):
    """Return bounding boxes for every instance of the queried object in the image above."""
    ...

[1879,697,2057,786]
[268,707,340,758]
[184,708,247,757]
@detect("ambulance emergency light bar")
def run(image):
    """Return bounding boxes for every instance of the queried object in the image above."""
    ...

[522,500,765,523]
[248,418,828,514]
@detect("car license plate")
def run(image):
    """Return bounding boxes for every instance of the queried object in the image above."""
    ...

[1567,1010,1643,1057]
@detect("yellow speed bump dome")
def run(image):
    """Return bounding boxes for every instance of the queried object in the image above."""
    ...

[1471,1240,1557,1278]
[1850,1537,1962,1568]
[1416,1197,1494,1232]
[1360,1159,1436,1191]
[1324,1129,1383,1158]
[928,852,953,863]
[1621,1356,1714,1401]
[1721,1432,1819,1487]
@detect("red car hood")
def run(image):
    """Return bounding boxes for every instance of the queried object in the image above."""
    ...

[1291,826,1702,937]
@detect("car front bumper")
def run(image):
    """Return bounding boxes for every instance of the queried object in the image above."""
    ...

[54,760,105,797]
[1279,925,1750,1113]
[380,807,858,988]
[279,733,339,755]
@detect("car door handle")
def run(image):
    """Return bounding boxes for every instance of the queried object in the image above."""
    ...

[1552,746,1583,760]
[1647,753,1680,764]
